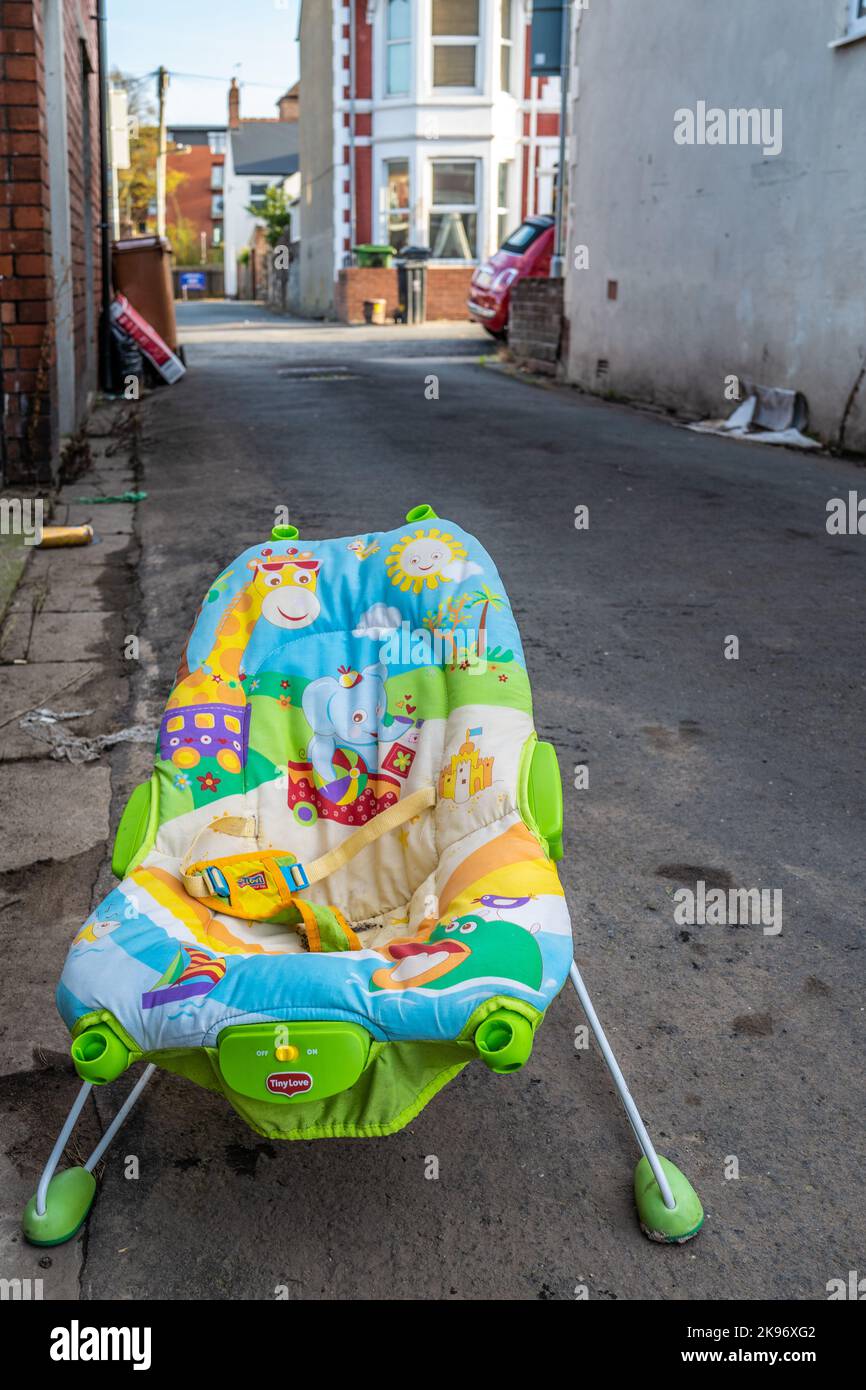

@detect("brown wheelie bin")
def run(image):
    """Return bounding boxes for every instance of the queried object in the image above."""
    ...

[112,236,180,356]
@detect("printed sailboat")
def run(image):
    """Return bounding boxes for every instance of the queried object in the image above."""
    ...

[142,947,227,1010]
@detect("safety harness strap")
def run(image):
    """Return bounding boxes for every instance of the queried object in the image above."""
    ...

[180,785,435,921]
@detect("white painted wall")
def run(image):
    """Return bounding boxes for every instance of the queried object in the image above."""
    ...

[564,0,866,453]
[224,154,300,298]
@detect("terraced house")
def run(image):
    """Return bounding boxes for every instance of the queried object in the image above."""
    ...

[298,0,560,320]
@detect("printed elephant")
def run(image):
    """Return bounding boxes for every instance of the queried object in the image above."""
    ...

[302,662,404,785]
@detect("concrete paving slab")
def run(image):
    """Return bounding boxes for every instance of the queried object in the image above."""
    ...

[27,610,110,664]
[0,662,96,762]
[32,533,131,569]
[0,607,34,661]
[0,763,111,874]
[63,504,136,534]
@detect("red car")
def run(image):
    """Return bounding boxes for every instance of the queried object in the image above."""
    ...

[467,214,555,337]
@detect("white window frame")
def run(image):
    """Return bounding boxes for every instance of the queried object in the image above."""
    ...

[248,181,269,213]
[499,0,514,93]
[385,0,411,97]
[849,0,866,38]
[384,156,411,248]
[428,156,480,262]
[496,159,512,248]
[431,0,482,94]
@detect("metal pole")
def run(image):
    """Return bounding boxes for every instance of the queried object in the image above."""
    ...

[569,961,677,1210]
[551,0,572,276]
[36,1081,93,1216]
[156,66,169,239]
[85,1065,156,1171]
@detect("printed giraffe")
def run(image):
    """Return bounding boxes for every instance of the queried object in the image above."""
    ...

[159,548,322,774]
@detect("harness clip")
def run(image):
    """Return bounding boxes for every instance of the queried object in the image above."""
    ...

[285,862,309,890]
[204,866,231,899]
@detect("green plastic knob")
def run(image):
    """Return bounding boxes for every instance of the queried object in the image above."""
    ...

[22,1167,96,1247]
[405,504,438,523]
[476,1009,534,1073]
[71,1025,130,1084]
[271,524,300,541]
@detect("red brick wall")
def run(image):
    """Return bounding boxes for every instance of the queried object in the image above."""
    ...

[509,276,564,374]
[0,0,102,483]
[335,266,475,324]
[354,143,371,245]
[353,0,372,100]
[1,0,53,479]
[167,146,224,248]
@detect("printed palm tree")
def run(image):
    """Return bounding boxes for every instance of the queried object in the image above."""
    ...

[468,585,504,657]
[423,592,472,658]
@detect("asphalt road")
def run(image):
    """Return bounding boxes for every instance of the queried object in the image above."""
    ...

[86,301,865,1300]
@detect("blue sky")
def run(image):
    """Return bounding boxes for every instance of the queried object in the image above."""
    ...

[108,0,301,125]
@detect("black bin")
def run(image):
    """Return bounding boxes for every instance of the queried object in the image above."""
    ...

[395,246,430,325]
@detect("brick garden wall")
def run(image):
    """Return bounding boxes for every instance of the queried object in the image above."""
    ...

[334,265,474,324]
[508,277,564,374]
[1,0,102,483]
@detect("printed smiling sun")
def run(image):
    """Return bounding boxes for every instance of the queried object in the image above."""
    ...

[385,528,469,594]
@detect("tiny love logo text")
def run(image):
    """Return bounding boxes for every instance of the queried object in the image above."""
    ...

[267,1072,312,1096]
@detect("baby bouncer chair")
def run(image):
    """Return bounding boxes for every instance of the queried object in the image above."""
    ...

[24,508,703,1248]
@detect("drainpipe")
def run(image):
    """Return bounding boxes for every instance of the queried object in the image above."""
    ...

[96,0,113,390]
[348,0,357,257]
[551,0,571,276]
[528,75,538,217]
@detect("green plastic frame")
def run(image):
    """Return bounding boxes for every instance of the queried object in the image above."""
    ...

[111,776,157,878]
[522,737,564,860]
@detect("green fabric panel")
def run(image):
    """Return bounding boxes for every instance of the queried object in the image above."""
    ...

[143,1038,473,1139]
[144,1046,226,1097]
[212,1039,475,1139]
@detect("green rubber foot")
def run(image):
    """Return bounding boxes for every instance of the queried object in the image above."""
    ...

[71,1024,130,1084]
[22,1167,96,1247]
[634,1155,704,1243]
[405,504,438,522]
[476,1008,534,1073]
[271,524,300,541]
